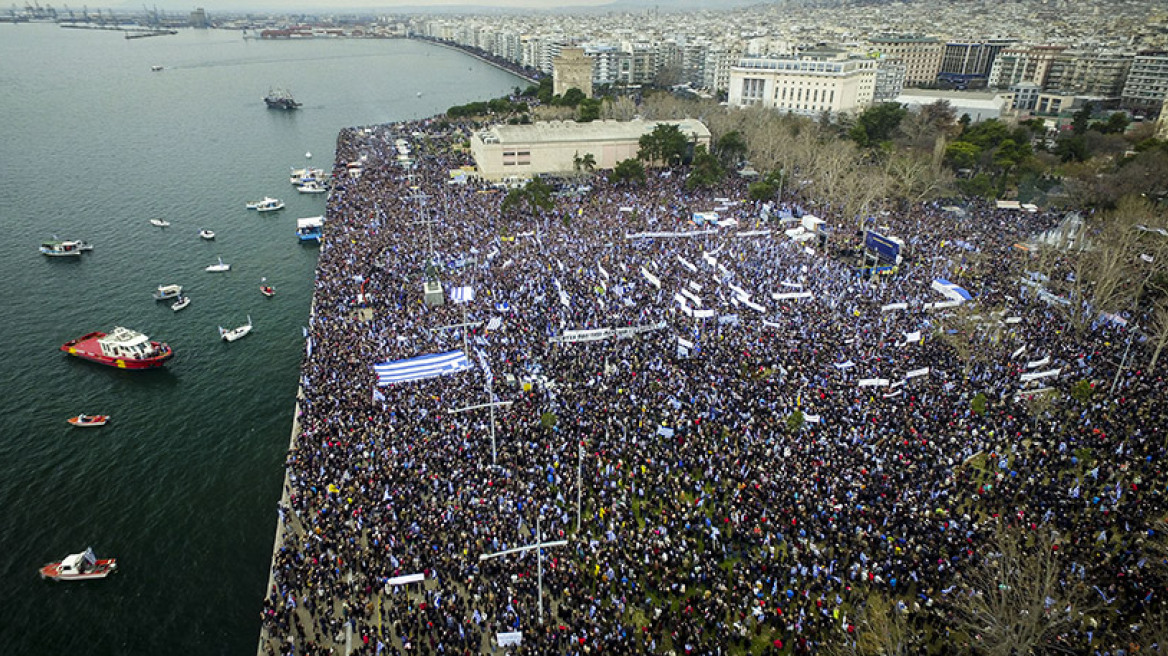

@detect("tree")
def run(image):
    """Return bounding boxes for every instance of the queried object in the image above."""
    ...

[823,593,919,656]
[1056,135,1089,163]
[610,158,646,186]
[1148,299,1168,371]
[685,145,724,190]
[945,141,982,172]
[1071,103,1093,136]
[849,102,908,148]
[715,130,748,166]
[559,87,587,108]
[1092,112,1130,135]
[748,179,777,202]
[948,527,1095,656]
[638,123,690,167]
[577,98,601,123]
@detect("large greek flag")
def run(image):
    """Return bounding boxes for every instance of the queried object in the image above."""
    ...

[375,350,471,385]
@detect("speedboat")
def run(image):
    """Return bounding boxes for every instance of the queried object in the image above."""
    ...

[219,315,252,342]
[245,197,284,212]
[150,218,170,227]
[66,414,109,427]
[151,65,163,71]
[290,166,325,185]
[40,547,117,581]
[61,327,174,369]
[153,284,182,300]
[40,240,87,257]
[199,229,215,240]
[205,257,230,272]
[297,180,327,194]
[172,295,191,311]
[260,277,275,297]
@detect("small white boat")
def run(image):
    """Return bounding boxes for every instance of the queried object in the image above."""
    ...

[150,219,170,227]
[153,284,183,300]
[205,257,230,273]
[151,65,163,71]
[298,180,327,194]
[39,547,117,581]
[290,166,325,185]
[245,197,284,212]
[199,229,215,240]
[172,295,191,311]
[40,240,87,257]
[219,315,252,342]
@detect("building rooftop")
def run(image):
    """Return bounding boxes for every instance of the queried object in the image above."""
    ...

[481,119,711,145]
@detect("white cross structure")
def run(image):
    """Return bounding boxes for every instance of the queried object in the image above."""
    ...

[478,515,567,624]
[449,375,512,465]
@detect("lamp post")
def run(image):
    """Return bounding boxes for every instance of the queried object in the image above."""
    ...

[478,514,567,624]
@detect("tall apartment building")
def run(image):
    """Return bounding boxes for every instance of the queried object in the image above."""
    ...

[553,47,593,97]
[873,57,907,102]
[938,40,1014,87]
[988,45,1066,89]
[728,52,876,117]
[1122,51,1168,112]
[703,46,740,94]
[1044,49,1132,97]
[584,44,623,86]
[620,42,658,86]
[868,35,943,86]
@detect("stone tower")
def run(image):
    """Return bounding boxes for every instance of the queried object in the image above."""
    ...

[553,47,593,98]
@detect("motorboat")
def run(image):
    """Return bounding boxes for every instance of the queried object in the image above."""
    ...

[61,326,174,369]
[296,216,324,242]
[199,229,215,240]
[39,547,117,581]
[172,295,191,311]
[290,167,325,185]
[151,65,163,71]
[153,284,183,300]
[219,315,252,342]
[66,414,109,427]
[150,218,170,228]
[40,240,87,257]
[297,180,327,194]
[205,257,230,273]
[260,277,275,297]
[246,197,284,212]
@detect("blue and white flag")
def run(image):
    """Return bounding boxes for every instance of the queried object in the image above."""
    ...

[375,351,471,385]
[450,286,475,304]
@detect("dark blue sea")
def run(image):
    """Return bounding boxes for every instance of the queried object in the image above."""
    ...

[0,24,523,655]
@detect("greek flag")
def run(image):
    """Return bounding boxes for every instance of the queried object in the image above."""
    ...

[450,286,475,303]
[375,351,471,385]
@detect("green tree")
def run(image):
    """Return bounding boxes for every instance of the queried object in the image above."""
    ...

[715,130,748,166]
[638,123,690,167]
[610,158,646,186]
[1056,135,1089,163]
[560,87,587,108]
[945,141,981,171]
[1093,112,1130,135]
[1071,103,1093,135]
[958,172,996,199]
[748,179,777,202]
[850,102,908,148]
[577,98,601,122]
[685,144,724,190]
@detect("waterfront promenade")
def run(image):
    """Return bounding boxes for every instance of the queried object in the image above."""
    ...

[258,119,1168,656]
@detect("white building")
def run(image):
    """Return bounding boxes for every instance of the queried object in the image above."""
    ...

[727,53,876,117]
[469,119,712,182]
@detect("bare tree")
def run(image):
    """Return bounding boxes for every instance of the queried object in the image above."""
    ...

[823,593,919,656]
[1149,300,1168,371]
[949,527,1096,656]
[602,95,638,121]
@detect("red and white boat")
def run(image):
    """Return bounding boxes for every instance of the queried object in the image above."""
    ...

[66,414,109,427]
[260,278,275,297]
[61,327,174,370]
[40,547,117,581]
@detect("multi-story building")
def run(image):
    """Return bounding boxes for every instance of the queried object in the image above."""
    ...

[728,51,877,117]
[1122,51,1168,113]
[1044,49,1132,97]
[584,44,623,87]
[553,47,593,97]
[868,35,943,86]
[620,42,658,86]
[988,45,1066,89]
[873,56,907,102]
[703,46,740,94]
[938,40,1014,87]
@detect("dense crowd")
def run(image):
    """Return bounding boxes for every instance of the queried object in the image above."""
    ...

[259,119,1168,656]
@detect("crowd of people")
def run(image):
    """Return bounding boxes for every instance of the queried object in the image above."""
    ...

[258,117,1168,656]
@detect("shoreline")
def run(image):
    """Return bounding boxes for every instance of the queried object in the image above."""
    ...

[256,390,302,656]
[408,36,538,86]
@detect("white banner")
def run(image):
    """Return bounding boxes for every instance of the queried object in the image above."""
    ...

[1026,356,1050,369]
[497,632,523,647]
[736,229,771,238]
[882,390,903,398]
[677,256,697,272]
[641,266,661,289]
[881,302,908,312]
[772,291,813,300]
[834,360,856,370]
[1011,345,1027,359]
[858,378,890,387]
[742,298,766,313]
[677,336,694,349]
[693,308,716,319]
[626,230,716,240]
[1020,368,1062,382]
[680,289,702,306]
[903,331,922,343]
[905,367,930,379]
[385,573,425,586]
[804,414,821,423]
